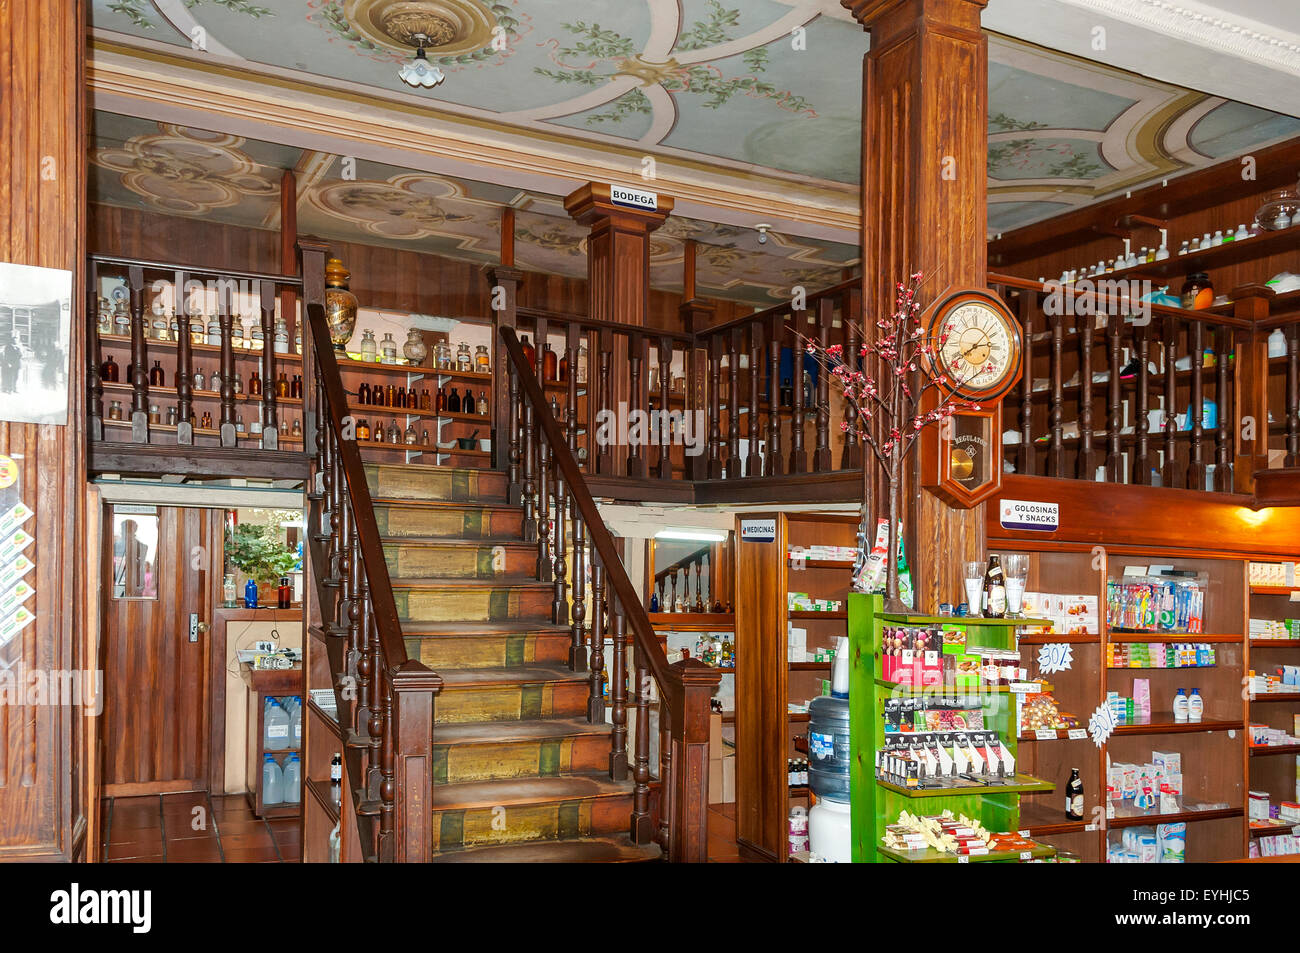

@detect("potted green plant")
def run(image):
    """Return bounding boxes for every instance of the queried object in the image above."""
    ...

[226,522,299,607]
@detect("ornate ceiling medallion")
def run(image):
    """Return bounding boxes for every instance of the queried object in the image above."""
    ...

[344,0,496,55]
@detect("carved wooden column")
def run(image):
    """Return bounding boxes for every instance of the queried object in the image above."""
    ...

[485,265,522,481]
[565,184,673,477]
[846,0,991,612]
[679,298,714,480]
[1231,285,1275,494]
[0,0,88,862]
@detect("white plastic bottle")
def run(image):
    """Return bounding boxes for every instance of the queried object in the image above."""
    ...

[282,753,302,803]
[289,696,302,750]
[1173,688,1189,723]
[264,699,291,751]
[262,754,284,805]
[1188,688,1203,724]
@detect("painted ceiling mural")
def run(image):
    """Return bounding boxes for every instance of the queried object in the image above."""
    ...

[89,112,855,304]
[91,0,1300,236]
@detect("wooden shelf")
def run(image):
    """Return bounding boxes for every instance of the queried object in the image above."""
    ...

[1249,639,1300,647]
[1112,714,1243,735]
[101,381,304,406]
[100,417,304,443]
[1249,744,1300,757]
[877,773,1054,798]
[1018,801,1090,837]
[1097,227,1299,284]
[1250,822,1300,837]
[335,356,433,376]
[880,613,1051,626]
[1250,586,1300,596]
[350,403,489,423]
[1250,693,1300,703]
[647,612,734,631]
[1016,632,1101,645]
[789,610,846,620]
[789,661,831,671]
[787,558,855,569]
[99,333,302,362]
[304,778,341,825]
[1108,632,1242,643]
[1108,804,1242,829]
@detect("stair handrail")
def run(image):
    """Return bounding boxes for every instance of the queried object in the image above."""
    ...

[498,325,722,861]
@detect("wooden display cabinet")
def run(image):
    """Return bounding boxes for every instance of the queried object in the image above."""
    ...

[1244,577,1300,852]
[301,621,360,862]
[244,666,304,820]
[734,511,857,862]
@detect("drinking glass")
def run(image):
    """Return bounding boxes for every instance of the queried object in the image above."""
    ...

[1004,554,1030,617]
[963,560,984,616]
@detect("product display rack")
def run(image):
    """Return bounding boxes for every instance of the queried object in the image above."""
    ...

[1244,576,1300,845]
[848,592,1058,863]
[990,544,1250,863]
[734,511,858,862]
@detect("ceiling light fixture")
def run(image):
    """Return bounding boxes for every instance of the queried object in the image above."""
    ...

[755,223,771,245]
[654,529,727,542]
[398,33,445,88]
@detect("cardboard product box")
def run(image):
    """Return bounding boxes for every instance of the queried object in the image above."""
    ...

[709,758,725,804]
[721,753,736,803]
[709,712,723,755]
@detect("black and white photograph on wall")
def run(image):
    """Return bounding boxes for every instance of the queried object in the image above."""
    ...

[0,261,72,425]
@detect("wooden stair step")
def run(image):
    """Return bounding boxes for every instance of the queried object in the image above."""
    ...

[433,718,612,783]
[402,620,573,670]
[373,499,522,540]
[365,462,507,503]
[434,664,589,724]
[430,836,660,864]
[392,576,554,624]
[382,537,537,578]
[429,774,637,850]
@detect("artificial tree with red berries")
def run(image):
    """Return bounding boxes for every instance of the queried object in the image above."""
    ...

[799,272,990,610]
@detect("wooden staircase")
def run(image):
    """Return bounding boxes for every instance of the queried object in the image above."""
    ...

[368,462,660,862]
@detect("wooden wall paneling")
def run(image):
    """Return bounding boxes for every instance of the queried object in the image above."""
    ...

[89,204,279,275]
[0,0,87,861]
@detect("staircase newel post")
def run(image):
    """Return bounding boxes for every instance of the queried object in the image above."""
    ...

[667,660,722,863]
[389,662,443,863]
[486,266,522,475]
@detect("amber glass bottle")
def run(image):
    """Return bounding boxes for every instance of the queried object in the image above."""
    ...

[543,345,557,382]
[276,372,289,397]
[248,371,262,397]
[100,354,120,383]
[149,360,165,387]
[359,381,371,405]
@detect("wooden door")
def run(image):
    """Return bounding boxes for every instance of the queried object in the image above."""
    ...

[101,505,217,795]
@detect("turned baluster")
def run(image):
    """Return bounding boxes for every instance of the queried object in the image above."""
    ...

[535,429,552,581]
[588,559,606,722]
[669,571,678,613]
[521,399,538,543]
[566,325,581,459]
[1215,328,1231,490]
[1188,320,1206,490]
[747,322,764,477]
[507,364,522,500]
[657,336,673,478]
[707,335,722,479]
[173,269,193,445]
[1105,313,1122,482]
[127,265,149,442]
[682,567,692,613]
[347,516,366,736]
[1048,310,1065,477]
[1162,315,1180,486]
[627,332,645,477]
[551,438,568,624]
[694,558,704,612]
[727,328,741,477]
[629,649,652,842]
[360,550,379,746]
[378,684,395,861]
[840,287,861,469]
[789,307,807,473]
[597,329,613,475]
[568,500,587,671]
[218,284,237,447]
[259,280,278,450]
[1288,324,1300,467]
[88,260,103,441]
[767,313,783,475]
[1018,291,1034,475]
[812,298,833,472]
[658,715,672,851]
[1134,319,1151,484]
[1077,309,1094,478]
[336,495,356,722]
[609,598,628,780]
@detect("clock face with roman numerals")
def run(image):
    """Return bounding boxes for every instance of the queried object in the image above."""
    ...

[928,290,1022,401]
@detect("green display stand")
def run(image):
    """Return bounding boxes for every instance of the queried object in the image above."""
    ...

[848,592,1057,863]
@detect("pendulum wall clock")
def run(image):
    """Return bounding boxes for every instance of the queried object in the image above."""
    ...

[921,288,1023,508]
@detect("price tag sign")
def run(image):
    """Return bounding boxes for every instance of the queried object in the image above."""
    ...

[1019,851,1032,861]
[1009,681,1039,694]
[957,855,969,864]
[1035,728,1058,741]
[1037,642,1073,675]
[1085,823,1098,832]
[1018,830,1030,837]
[1067,728,1088,740]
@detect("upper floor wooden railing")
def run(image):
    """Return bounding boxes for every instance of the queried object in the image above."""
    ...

[498,323,723,861]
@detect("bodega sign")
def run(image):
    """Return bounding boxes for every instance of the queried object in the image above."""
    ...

[999,499,1058,532]
[609,183,657,211]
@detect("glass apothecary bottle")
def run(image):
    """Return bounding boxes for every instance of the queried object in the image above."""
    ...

[456,342,472,373]
[192,368,206,391]
[251,322,264,351]
[474,344,490,373]
[403,328,428,366]
[274,318,289,354]
[576,342,588,384]
[97,298,112,336]
[435,341,453,370]
[150,305,168,341]
[360,329,378,363]
[231,320,244,350]
[190,314,205,346]
[404,422,417,444]
[168,311,180,343]
[108,400,122,421]
[387,420,401,443]
[1181,272,1214,310]
[381,332,398,365]
[113,303,130,337]
[206,315,221,347]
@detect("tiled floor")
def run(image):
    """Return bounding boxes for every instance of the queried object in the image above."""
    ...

[101,792,300,863]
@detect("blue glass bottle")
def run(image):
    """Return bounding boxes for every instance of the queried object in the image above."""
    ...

[244,577,258,608]
[649,592,660,612]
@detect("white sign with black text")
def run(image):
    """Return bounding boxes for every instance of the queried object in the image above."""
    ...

[739,518,776,543]
[998,499,1059,532]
